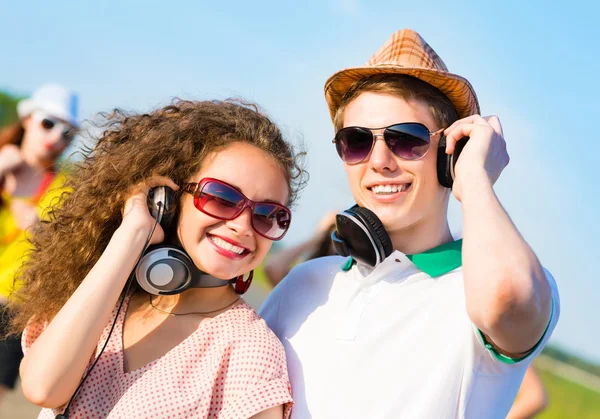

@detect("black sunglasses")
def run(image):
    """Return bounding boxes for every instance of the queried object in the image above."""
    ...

[333,122,444,164]
[32,111,76,142]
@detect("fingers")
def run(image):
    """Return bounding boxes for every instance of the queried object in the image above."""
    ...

[142,176,180,192]
[444,114,489,134]
[128,176,180,197]
[122,176,179,217]
[484,115,504,137]
[443,115,504,154]
[444,124,482,154]
[444,115,503,136]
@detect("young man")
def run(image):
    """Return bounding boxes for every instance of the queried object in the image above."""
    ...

[259,29,559,418]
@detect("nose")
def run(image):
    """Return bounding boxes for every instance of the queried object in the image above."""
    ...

[369,133,398,173]
[225,207,254,237]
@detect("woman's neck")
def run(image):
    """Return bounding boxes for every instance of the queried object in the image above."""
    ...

[148,285,240,315]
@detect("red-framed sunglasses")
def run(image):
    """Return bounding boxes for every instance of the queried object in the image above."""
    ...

[183,178,292,241]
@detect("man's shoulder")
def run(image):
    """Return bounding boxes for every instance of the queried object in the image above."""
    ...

[281,255,349,288]
[259,255,348,334]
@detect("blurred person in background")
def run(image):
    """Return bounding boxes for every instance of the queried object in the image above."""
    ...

[507,366,549,418]
[264,211,337,287]
[0,84,78,406]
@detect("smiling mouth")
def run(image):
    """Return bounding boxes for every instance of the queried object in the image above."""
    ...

[207,234,250,255]
[369,184,412,195]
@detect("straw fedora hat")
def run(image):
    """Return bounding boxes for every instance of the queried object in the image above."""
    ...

[324,28,480,121]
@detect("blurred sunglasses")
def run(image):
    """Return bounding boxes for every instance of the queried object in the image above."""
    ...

[31,111,76,142]
[333,122,444,164]
[183,178,292,241]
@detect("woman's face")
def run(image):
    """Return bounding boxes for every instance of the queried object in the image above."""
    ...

[21,111,75,164]
[177,141,290,280]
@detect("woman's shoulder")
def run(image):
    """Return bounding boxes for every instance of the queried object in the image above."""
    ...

[217,303,285,351]
[214,303,288,378]
[221,303,280,339]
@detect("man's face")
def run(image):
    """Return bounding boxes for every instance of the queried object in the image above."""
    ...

[341,91,450,236]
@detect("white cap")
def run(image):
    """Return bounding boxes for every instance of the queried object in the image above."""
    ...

[17,84,79,128]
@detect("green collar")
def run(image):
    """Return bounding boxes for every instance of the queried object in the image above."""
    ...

[342,239,463,277]
[406,239,463,277]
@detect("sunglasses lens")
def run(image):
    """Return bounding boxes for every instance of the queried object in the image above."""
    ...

[385,123,431,160]
[197,182,244,219]
[335,127,373,164]
[193,179,291,240]
[252,204,291,240]
[41,118,56,130]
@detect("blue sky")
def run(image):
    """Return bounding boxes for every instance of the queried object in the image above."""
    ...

[1,0,598,362]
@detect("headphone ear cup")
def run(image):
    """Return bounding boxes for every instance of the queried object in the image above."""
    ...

[437,135,453,188]
[437,136,469,188]
[135,245,192,295]
[350,206,393,259]
[148,186,177,235]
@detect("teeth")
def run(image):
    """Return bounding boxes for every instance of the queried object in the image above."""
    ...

[211,236,245,254]
[371,184,407,194]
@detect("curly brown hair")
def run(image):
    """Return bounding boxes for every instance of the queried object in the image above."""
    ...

[7,98,306,334]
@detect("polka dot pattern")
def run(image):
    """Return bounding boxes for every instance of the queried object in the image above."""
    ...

[22,293,293,418]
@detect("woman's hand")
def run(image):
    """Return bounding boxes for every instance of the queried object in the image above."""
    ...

[10,199,39,231]
[0,144,25,177]
[121,176,179,245]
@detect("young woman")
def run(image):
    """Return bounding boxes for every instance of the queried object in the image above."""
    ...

[8,99,305,418]
[0,84,78,406]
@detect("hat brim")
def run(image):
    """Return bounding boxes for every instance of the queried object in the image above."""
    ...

[324,65,480,122]
[17,98,79,128]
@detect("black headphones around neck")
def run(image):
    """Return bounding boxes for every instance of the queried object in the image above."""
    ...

[135,186,235,295]
[332,136,468,267]
[331,205,392,267]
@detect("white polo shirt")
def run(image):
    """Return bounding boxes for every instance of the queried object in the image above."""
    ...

[259,240,560,419]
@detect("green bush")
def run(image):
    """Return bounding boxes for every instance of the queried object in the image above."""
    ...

[536,366,600,419]
[0,91,21,128]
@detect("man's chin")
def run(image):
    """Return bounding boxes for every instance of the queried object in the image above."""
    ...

[367,203,406,224]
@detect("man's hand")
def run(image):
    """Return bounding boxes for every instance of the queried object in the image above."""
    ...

[443,115,509,202]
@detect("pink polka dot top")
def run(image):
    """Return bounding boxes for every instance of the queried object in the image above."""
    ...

[22,292,293,418]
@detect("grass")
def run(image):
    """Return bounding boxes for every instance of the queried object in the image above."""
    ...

[536,365,600,419]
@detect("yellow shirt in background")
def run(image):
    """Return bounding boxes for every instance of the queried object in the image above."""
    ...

[0,172,68,298]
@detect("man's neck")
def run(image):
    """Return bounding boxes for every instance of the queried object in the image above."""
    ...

[388,216,454,255]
